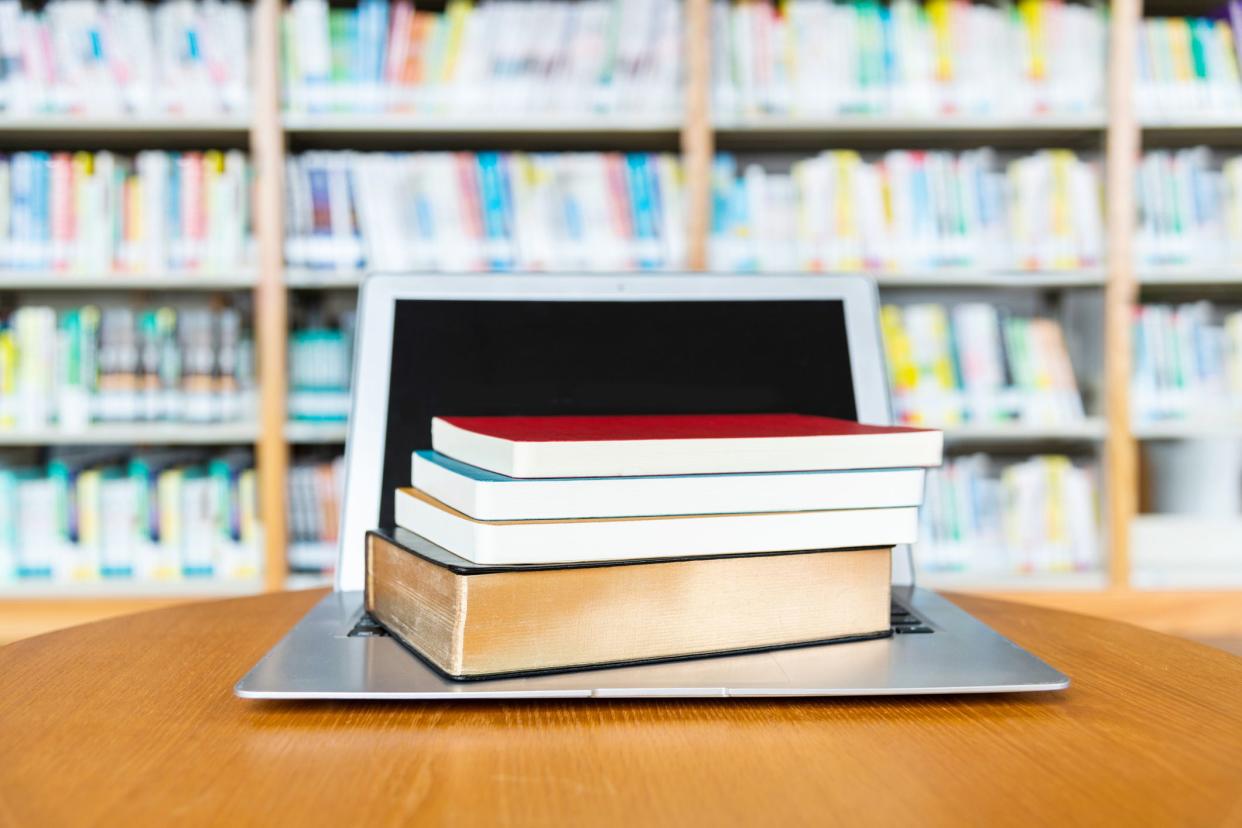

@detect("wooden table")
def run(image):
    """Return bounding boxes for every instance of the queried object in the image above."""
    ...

[2,590,1241,826]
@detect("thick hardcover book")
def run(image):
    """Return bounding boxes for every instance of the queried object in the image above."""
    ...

[365,527,893,680]
[411,449,928,521]
[431,413,943,478]
[395,485,918,565]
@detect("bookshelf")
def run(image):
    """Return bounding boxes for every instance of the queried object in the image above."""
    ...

[3,0,1242,646]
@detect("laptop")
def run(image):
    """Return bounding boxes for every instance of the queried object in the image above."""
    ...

[236,273,1069,699]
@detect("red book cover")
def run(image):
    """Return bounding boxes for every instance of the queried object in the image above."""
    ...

[436,414,933,442]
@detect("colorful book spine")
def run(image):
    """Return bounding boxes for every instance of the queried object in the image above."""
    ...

[917,453,1100,576]
[710,148,1101,273]
[0,150,251,275]
[881,302,1086,427]
[0,0,250,117]
[0,302,255,430]
[282,0,681,117]
[286,151,688,272]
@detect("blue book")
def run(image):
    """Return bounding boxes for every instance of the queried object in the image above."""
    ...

[625,154,658,270]
[476,153,513,270]
[32,151,51,267]
[410,449,927,522]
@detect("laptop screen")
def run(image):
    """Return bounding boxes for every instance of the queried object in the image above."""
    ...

[379,298,856,527]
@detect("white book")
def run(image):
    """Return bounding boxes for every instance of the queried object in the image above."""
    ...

[412,449,926,521]
[431,413,943,479]
[395,485,918,566]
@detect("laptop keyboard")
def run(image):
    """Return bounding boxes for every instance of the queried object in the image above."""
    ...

[348,604,933,638]
[891,602,934,634]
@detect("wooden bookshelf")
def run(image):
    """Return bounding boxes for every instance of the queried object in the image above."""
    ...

[4,0,1242,644]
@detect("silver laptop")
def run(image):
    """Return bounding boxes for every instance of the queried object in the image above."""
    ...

[237,274,1068,699]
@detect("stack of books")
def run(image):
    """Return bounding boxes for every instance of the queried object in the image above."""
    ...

[916,453,1100,577]
[285,151,685,272]
[365,413,943,679]
[0,0,250,118]
[282,0,680,118]
[713,0,1106,121]
[0,448,261,585]
[1137,13,1242,121]
[709,149,1103,273]
[0,150,252,275]
[0,303,255,431]
[881,302,1086,427]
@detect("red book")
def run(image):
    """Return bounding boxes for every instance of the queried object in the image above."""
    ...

[431,414,943,479]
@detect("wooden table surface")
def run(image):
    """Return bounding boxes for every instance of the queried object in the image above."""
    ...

[2,590,1241,826]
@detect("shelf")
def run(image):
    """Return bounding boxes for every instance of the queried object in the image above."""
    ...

[284,113,682,149]
[286,572,335,591]
[284,113,682,133]
[1138,267,1242,287]
[1141,117,1242,131]
[1132,421,1242,440]
[874,269,1105,288]
[714,114,1107,148]
[0,115,252,148]
[285,269,1107,291]
[285,268,366,288]
[285,421,348,443]
[920,570,1109,592]
[0,114,251,132]
[0,270,258,291]
[0,422,259,446]
[0,579,263,600]
[941,419,1108,446]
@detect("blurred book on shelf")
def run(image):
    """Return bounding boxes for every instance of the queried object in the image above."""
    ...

[0,0,250,117]
[0,150,252,275]
[1132,514,1242,587]
[0,303,255,431]
[881,302,1085,427]
[285,151,685,272]
[1132,302,1242,425]
[916,453,1100,576]
[1137,14,1242,121]
[0,447,261,586]
[712,0,1106,121]
[287,453,343,579]
[709,149,1102,273]
[289,308,355,423]
[282,0,680,118]
[1137,148,1242,268]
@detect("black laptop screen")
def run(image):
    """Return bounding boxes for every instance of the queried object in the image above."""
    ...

[379,298,856,527]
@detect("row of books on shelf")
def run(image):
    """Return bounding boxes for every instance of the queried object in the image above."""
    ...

[0,304,255,430]
[915,453,1099,575]
[711,149,1100,272]
[1137,11,1242,120]
[8,144,1242,277]
[284,0,680,117]
[0,448,261,585]
[881,303,1085,427]
[14,0,1242,126]
[1133,302,1242,424]
[287,454,344,577]
[0,151,251,274]
[0,0,249,117]
[714,0,1105,120]
[286,149,1100,273]
[285,151,688,272]
[1137,148,1242,267]
[288,310,355,423]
